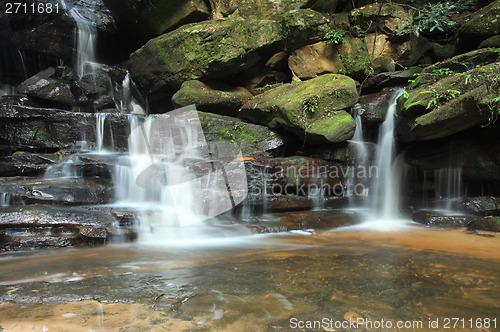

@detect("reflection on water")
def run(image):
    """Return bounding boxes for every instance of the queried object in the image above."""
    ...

[0,228,499,331]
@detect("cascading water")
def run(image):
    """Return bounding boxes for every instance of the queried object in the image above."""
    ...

[347,106,370,200]
[68,7,97,78]
[434,168,463,211]
[371,90,404,220]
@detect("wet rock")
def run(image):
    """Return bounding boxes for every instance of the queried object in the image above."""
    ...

[0,105,131,151]
[412,211,476,228]
[0,152,59,177]
[172,81,252,116]
[196,111,287,157]
[240,74,358,145]
[309,142,376,164]
[0,206,136,249]
[454,196,500,216]
[354,90,398,125]
[18,76,76,107]
[103,0,210,44]
[129,17,283,95]
[0,177,114,205]
[468,216,500,232]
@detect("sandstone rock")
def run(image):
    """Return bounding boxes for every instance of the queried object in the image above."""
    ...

[172,80,252,116]
[240,74,358,144]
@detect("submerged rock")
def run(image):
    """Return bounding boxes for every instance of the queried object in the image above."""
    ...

[240,74,358,144]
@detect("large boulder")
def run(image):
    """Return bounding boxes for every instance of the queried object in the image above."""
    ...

[172,80,252,116]
[103,0,210,44]
[350,3,414,33]
[240,74,358,144]
[128,18,283,95]
[461,0,500,44]
[196,111,287,157]
[396,62,500,141]
[288,41,341,80]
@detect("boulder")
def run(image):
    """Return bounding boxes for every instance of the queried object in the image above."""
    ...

[103,0,210,44]
[362,67,422,91]
[479,35,500,48]
[172,80,252,116]
[353,90,399,125]
[128,18,283,95]
[280,9,331,51]
[397,62,500,141]
[18,76,77,107]
[240,74,358,144]
[461,0,500,43]
[414,48,500,88]
[196,111,287,157]
[350,3,414,33]
[288,41,341,80]
[214,0,310,20]
[412,211,479,228]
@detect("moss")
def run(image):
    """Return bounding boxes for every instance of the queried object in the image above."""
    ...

[29,121,50,142]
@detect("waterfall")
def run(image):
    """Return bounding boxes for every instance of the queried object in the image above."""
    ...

[347,106,370,200]
[434,168,463,211]
[0,193,9,207]
[95,113,107,152]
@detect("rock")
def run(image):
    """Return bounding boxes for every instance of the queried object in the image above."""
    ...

[103,0,210,44]
[350,3,414,33]
[0,177,114,205]
[461,0,500,43]
[397,62,500,141]
[353,90,399,125]
[128,17,283,95]
[288,41,341,80]
[454,196,500,216]
[479,35,500,48]
[412,211,476,228]
[415,48,500,87]
[215,0,310,20]
[0,206,136,249]
[0,105,131,151]
[196,111,287,157]
[172,80,252,116]
[0,152,59,177]
[362,67,422,91]
[308,142,376,164]
[240,74,358,145]
[430,42,458,59]
[468,216,500,232]
[18,76,77,107]
[280,9,331,51]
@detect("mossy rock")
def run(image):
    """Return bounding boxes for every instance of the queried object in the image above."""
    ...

[217,0,310,20]
[280,9,331,51]
[461,0,500,41]
[172,80,252,116]
[196,111,286,157]
[479,35,500,48]
[414,48,500,88]
[350,3,414,32]
[240,74,358,144]
[396,62,500,141]
[129,18,283,94]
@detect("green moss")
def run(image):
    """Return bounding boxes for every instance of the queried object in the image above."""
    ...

[29,121,50,142]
